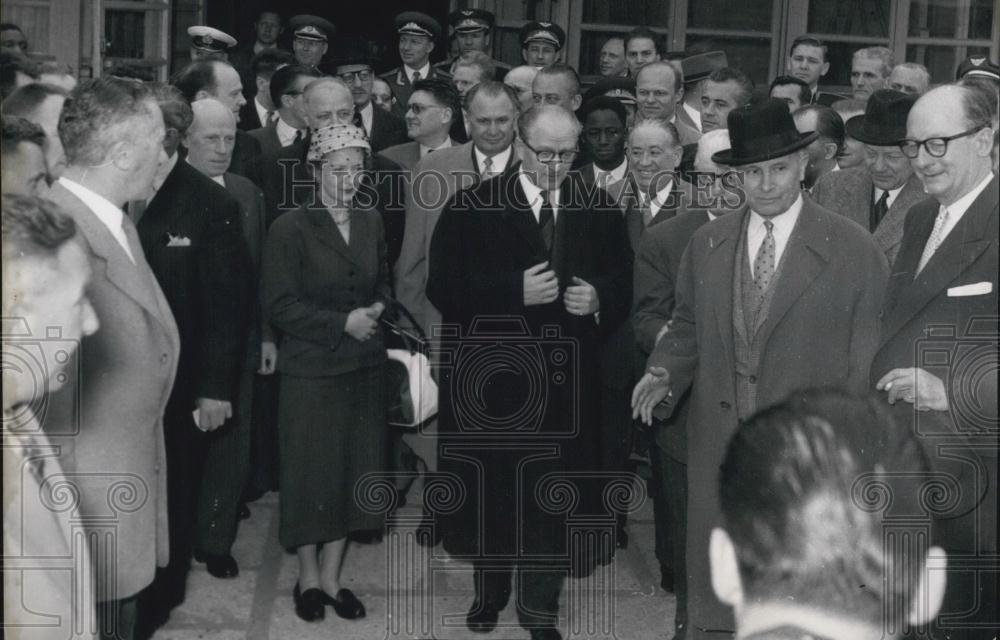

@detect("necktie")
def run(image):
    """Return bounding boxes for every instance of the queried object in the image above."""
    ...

[916,208,950,275]
[265,109,275,124]
[293,129,303,144]
[870,190,889,231]
[753,219,776,294]
[412,71,421,82]
[482,156,495,178]
[353,109,366,135]
[641,198,654,227]
[538,190,555,252]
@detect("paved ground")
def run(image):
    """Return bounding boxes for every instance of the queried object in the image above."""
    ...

[152,485,675,640]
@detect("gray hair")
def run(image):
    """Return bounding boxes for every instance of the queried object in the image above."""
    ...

[58,76,158,166]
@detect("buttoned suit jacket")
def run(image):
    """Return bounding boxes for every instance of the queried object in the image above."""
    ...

[811,167,927,265]
[394,141,517,334]
[646,199,888,631]
[870,176,998,554]
[43,181,180,600]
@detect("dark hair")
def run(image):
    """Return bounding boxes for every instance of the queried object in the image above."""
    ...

[464,80,519,114]
[269,64,320,107]
[2,82,68,117]
[149,82,193,136]
[0,23,25,35]
[624,27,660,55]
[251,48,295,81]
[720,388,930,625]
[171,60,220,103]
[535,62,581,96]
[707,67,755,107]
[58,76,157,166]
[577,95,627,127]
[1,50,41,101]
[788,35,828,63]
[454,51,496,85]
[410,78,461,124]
[1,194,77,262]
[107,63,156,82]
[770,75,811,105]
[636,60,682,93]
[794,104,845,154]
[1,115,45,155]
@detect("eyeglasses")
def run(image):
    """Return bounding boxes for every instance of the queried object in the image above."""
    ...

[406,103,443,115]
[520,138,578,164]
[899,123,988,159]
[339,70,372,83]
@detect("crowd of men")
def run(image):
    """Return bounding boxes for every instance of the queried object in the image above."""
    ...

[2,9,998,640]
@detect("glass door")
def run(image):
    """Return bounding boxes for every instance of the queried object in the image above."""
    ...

[100,0,171,80]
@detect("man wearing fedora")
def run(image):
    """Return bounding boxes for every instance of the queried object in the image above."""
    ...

[334,38,408,153]
[677,51,727,135]
[812,89,927,265]
[632,98,888,638]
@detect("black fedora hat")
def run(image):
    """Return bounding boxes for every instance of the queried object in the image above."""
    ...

[712,98,817,166]
[845,89,917,146]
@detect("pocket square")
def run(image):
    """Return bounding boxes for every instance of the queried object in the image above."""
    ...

[165,233,192,247]
[947,281,993,297]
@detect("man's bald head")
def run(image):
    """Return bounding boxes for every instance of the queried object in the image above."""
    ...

[190,97,235,131]
[303,77,355,129]
[185,97,237,178]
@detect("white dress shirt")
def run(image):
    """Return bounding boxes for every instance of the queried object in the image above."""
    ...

[275,116,304,147]
[474,145,513,177]
[405,62,431,83]
[518,171,559,222]
[592,157,628,187]
[747,194,803,278]
[358,102,374,137]
[682,101,702,132]
[254,97,273,127]
[648,179,676,220]
[932,173,994,245]
[874,184,904,209]
[58,177,136,263]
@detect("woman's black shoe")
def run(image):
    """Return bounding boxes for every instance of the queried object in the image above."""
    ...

[322,588,366,619]
[293,583,326,621]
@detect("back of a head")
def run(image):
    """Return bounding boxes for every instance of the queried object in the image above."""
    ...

[794,104,845,151]
[455,51,496,84]
[694,128,731,167]
[708,67,754,106]
[2,82,68,118]
[1,195,77,307]
[269,64,320,107]
[830,97,866,122]
[149,81,193,137]
[59,76,156,167]
[719,388,931,627]
[1,114,45,156]
[252,48,295,81]
[536,62,580,95]
[172,60,218,103]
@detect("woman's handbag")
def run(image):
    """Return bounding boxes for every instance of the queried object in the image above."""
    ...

[380,297,437,428]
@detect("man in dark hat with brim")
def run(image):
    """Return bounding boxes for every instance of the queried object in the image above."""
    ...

[678,50,727,134]
[434,9,510,81]
[632,97,889,639]
[289,14,335,70]
[811,89,926,264]
[334,38,407,152]
[520,20,565,68]
[380,12,445,115]
[188,26,237,62]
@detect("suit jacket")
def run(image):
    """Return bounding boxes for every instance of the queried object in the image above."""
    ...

[871,176,998,551]
[224,171,273,353]
[450,109,470,145]
[814,90,849,106]
[379,138,457,172]
[43,181,180,599]
[647,198,888,630]
[426,166,633,559]
[674,115,702,146]
[394,141,517,335]
[261,204,390,377]
[238,98,264,132]
[675,102,701,135]
[368,105,408,153]
[633,208,721,462]
[248,120,294,159]
[811,168,927,264]
[576,160,629,209]
[231,129,262,184]
[138,160,249,405]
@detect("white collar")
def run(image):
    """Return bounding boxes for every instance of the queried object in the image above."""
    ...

[750,193,804,232]
[874,184,905,208]
[404,62,431,82]
[474,145,513,176]
[682,101,702,132]
[211,173,226,187]
[275,116,304,147]
[255,96,273,124]
[358,101,374,133]
[935,173,994,240]
[518,170,560,218]
[419,138,452,157]
[57,176,136,262]
[593,157,628,185]
[648,178,675,217]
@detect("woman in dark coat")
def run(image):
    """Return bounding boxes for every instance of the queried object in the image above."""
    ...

[261,124,389,622]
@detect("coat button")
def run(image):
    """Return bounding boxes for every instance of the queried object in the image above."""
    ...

[749,375,757,384]
[720,401,731,410]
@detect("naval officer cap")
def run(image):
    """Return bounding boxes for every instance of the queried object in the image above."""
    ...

[449,9,494,34]
[395,11,441,40]
[289,15,335,42]
[519,21,565,50]
[187,26,237,53]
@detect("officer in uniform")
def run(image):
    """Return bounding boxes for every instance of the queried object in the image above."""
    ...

[520,21,565,68]
[434,9,510,81]
[380,12,445,115]
[188,26,237,62]
[288,14,336,72]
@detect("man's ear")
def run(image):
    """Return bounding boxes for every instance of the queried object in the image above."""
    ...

[194,89,211,102]
[570,93,582,112]
[710,527,744,610]
[256,76,268,93]
[822,141,839,161]
[109,138,134,172]
[909,546,947,626]
[820,61,830,77]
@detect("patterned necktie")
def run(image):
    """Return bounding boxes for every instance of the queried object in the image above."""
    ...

[916,208,950,275]
[753,219,776,293]
[353,109,365,135]
[640,197,654,227]
[293,129,303,144]
[265,109,275,125]
[482,156,495,178]
[412,71,421,82]
[870,190,889,231]
[538,190,555,252]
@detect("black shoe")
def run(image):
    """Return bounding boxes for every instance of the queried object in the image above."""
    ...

[659,564,675,593]
[466,599,499,633]
[293,583,325,621]
[529,628,563,640]
[238,503,251,520]
[322,588,366,619]
[194,550,239,578]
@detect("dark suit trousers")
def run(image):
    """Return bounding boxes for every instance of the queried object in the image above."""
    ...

[652,445,688,636]
[472,560,563,629]
[98,595,137,640]
[196,358,254,554]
